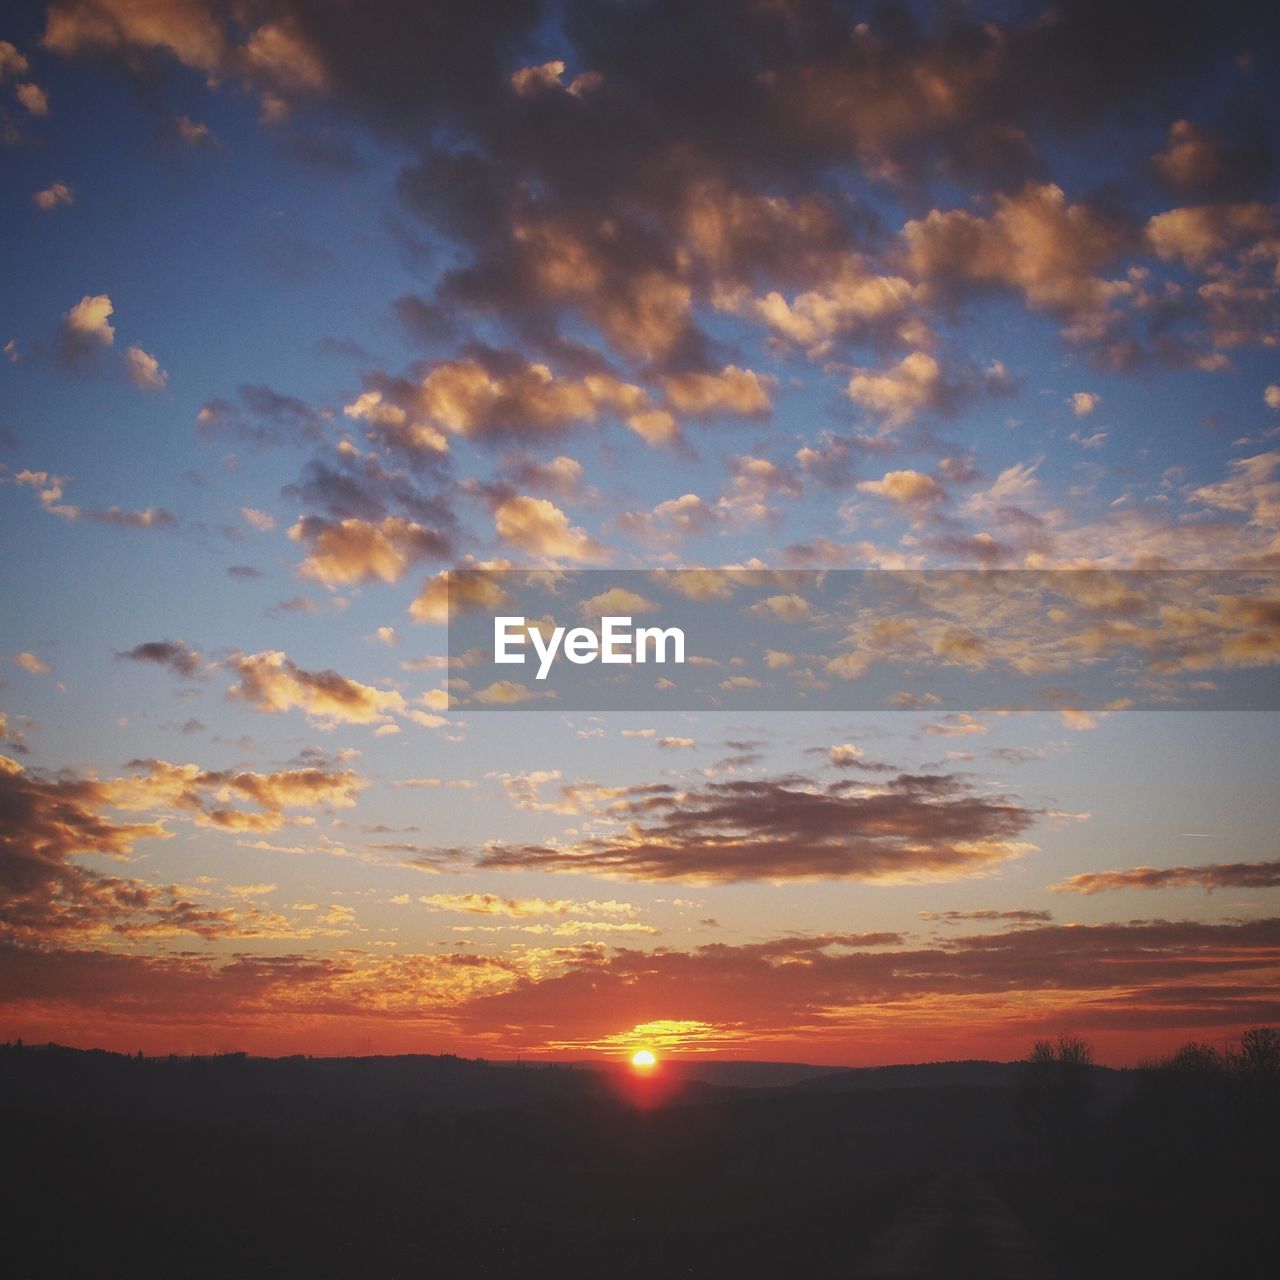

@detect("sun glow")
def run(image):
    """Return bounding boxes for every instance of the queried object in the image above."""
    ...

[631,1048,657,1068]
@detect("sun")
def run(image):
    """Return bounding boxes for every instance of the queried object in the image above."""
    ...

[631,1048,657,1069]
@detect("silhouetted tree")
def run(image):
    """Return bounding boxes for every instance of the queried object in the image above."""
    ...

[1019,1033,1096,1151]
[1233,1027,1279,1081]
[1162,1041,1222,1077]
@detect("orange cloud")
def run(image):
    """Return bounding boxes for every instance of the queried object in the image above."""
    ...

[33,180,73,211]
[226,651,406,725]
[493,495,606,563]
[415,358,647,443]
[289,515,449,586]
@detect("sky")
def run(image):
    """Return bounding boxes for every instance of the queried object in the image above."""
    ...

[1,0,1278,1066]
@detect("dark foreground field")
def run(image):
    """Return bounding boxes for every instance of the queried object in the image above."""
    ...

[3,1044,1274,1278]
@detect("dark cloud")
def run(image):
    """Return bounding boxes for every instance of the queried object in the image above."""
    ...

[196,383,328,447]
[1054,860,1280,895]
[43,1,1277,395]
[461,769,1039,884]
[1150,118,1276,201]
[919,908,1053,924]
[283,452,454,523]
[0,942,355,1016]
[393,294,458,346]
[116,640,202,678]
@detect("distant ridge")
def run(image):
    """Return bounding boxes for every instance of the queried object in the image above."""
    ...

[784,1058,1121,1093]
[1,1042,1123,1101]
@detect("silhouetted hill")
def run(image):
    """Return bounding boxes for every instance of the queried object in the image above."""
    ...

[784,1057,1124,1095]
[0,1042,912,1109]
[1,1040,1271,1278]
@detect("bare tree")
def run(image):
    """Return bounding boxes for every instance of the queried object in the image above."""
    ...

[1233,1027,1279,1081]
[1020,1032,1097,1149]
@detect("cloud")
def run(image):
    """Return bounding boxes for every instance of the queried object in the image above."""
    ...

[469,769,1039,885]
[41,0,328,121]
[341,389,447,457]
[226,651,406,726]
[625,409,680,447]
[107,756,364,829]
[197,384,328,447]
[857,468,945,508]
[473,679,540,706]
[749,593,815,623]
[903,184,1126,343]
[579,587,658,619]
[452,917,1280,1054]
[241,507,275,533]
[493,495,605,563]
[1191,451,1280,528]
[0,751,362,945]
[847,352,944,428]
[1146,202,1276,270]
[410,567,511,625]
[1068,430,1107,450]
[33,181,73,211]
[13,652,51,675]
[58,293,114,361]
[288,515,450,586]
[15,469,176,530]
[659,365,773,418]
[1,913,1273,1057]
[726,257,916,352]
[122,345,167,390]
[501,453,584,496]
[0,753,171,943]
[37,1,1275,410]
[1151,118,1274,203]
[174,114,216,146]
[117,640,201,678]
[418,893,635,920]
[0,40,28,79]
[411,356,646,444]
[1070,392,1101,417]
[920,908,1052,924]
[1053,861,1280,895]
[618,493,719,547]
[16,81,48,115]
[923,713,988,737]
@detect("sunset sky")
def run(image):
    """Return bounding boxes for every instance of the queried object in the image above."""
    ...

[2,0,1278,1065]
